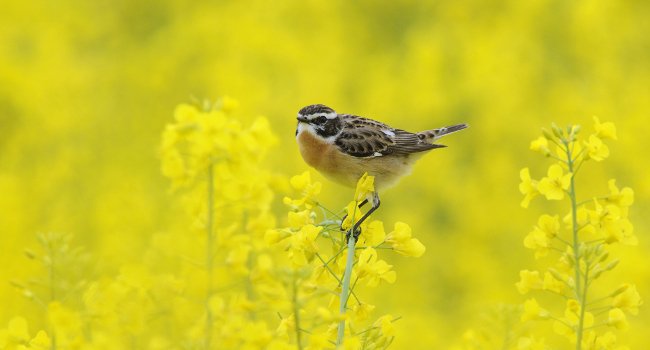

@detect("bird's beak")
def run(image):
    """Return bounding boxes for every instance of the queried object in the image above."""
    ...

[297,116,309,123]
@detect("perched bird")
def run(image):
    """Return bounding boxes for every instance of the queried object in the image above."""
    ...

[295,104,467,237]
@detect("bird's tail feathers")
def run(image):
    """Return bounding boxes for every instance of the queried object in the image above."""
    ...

[417,123,468,142]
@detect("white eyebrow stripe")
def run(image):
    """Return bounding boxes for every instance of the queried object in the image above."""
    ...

[304,112,338,120]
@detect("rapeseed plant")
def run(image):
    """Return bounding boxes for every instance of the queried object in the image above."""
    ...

[517,119,640,349]
[268,170,425,349]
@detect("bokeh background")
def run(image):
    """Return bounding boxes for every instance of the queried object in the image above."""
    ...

[1,0,649,348]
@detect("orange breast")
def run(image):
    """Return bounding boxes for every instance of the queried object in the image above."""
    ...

[297,130,329,168]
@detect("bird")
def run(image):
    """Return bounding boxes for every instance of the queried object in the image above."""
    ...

[295,104,467,239]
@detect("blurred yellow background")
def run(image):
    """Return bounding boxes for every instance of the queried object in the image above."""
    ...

[1,0,649,348]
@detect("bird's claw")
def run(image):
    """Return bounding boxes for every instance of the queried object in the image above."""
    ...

[344,226,362,243]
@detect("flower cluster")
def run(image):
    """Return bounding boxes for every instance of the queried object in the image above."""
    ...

[266,171,425,348]
[517,118,641,349]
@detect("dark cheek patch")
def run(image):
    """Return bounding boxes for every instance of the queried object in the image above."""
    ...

[315,119,341,138]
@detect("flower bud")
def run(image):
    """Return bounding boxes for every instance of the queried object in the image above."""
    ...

[605,259,620,271]
[551,123,563,138]
[591,267,603,279]
[542,128,554,140]
[598,251,609,263]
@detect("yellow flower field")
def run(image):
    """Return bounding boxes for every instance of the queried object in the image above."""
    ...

[1,1,648,349]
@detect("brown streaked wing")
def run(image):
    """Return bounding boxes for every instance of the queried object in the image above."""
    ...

[335,115,441,158]
[334,125,393,157]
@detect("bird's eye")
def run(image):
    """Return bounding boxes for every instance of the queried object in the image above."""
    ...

[313,116,327,124]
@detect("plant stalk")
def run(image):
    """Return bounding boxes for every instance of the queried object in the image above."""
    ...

[566,141,584,350]
[336,234,357,346]
[205,163,215,349]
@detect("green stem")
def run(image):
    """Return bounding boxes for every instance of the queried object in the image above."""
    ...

[565,141,583,350]
[292,272,304,350]
[336,235,357,346]
[48,240,56,302]
[205,163,215,350]
[315,253,361,304]
[577,264,589,349]
[47,239,57,350]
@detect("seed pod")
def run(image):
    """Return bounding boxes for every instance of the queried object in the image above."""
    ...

[610,284,629,297]
[551,123,563,138]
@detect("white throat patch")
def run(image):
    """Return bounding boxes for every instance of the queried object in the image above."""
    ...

[296,122,337,143]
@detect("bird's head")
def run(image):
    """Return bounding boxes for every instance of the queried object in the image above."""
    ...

[296,104,342,139]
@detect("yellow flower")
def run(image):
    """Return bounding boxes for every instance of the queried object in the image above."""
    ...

[586,331,618,350]
[287,210,313,229]
[386,221,412,242]
[395,238,426,257]
[612,284,642,315]
[607,308,628,330]
[354,172,375,202]
[161,148,187,187]
[519,168,538,208]
[537,164,571,200]
[5,317,29,343]
[361,220,386,246]
[174,103,200,123]
[606,179,634,208]
[264,229,290,245]
[583,135,609,161]
[521,298,549,322]
[0,318,52,350]
[537,214,560,238]
[290,171,312,190]
[286,224,322,266]
[523,215,560,258]
[374,315,395,337]
[516,270,542,294]
[530,136,550,155]
[341,336,362,350]
[542,271,565,294]
[593,116,617,140]
[590,201,637,245]
[356,247,397,287]
[352,303,376,322]
[306,333,330,350]
[553,300,594,338]
[523,230,549,258]
[283,172,322,208]
[29,331,52,350]
[385,222,426,257]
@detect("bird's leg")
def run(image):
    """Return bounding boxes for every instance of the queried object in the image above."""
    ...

[339,198,368,231]
[346,192,380,243]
